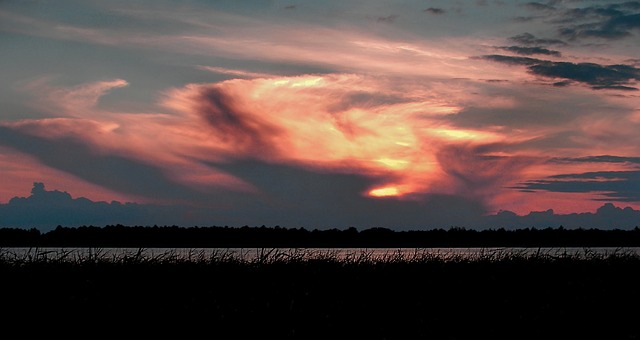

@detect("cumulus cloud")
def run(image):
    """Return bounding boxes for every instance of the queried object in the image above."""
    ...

[0,182,198,231]
[482,202,640,230]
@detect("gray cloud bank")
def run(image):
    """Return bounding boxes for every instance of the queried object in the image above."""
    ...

[481,55,640,90]
[2,182,639,231]
[0,182,198,230]
[513,156,640,202]
[522,1,640,41]
[497,46,561,57]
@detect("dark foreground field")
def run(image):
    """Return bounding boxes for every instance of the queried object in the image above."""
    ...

[1,248,639,339]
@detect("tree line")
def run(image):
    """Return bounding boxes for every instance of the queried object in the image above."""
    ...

[1,224,640,247]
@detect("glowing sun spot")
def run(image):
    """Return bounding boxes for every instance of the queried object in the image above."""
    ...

[369,186,400,197]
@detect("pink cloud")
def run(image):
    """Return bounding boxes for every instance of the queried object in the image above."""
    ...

[197,66,277,79]
[22,77,129,117]
[162,74,520,199]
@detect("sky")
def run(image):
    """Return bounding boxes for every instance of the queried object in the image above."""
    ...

[1,0,640,230]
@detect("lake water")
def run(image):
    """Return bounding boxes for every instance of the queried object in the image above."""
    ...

[2,246,638,262]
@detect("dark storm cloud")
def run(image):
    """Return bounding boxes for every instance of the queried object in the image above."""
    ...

[512,171,640,202]
[497,46,561,57]
[556,2,640,41]
[509,33,567,46]
[481,55,640,89]
[424,7,445,15]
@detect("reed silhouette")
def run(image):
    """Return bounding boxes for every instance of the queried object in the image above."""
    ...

[0,247,638,339]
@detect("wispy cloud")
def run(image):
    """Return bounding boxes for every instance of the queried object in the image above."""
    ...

[197,66,277,79]
[376,15,398,23]
[508,33,566,46]
[424,7,446,15]
[513,170,640,202]
[524,2,556,11]
[497,46,561,57]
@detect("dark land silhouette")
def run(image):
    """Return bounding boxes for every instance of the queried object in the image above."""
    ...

[2,224,640,247]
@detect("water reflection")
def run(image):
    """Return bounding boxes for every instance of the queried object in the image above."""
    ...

[1,246,638,262]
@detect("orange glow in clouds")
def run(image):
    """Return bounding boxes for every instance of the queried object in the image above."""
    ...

[163,74,510,199]
[4,72,635,216]
[369,186,400,197]
[8,73,583,210]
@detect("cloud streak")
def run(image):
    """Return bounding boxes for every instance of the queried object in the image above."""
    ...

[497,46,561,57]
[481,55,640,90]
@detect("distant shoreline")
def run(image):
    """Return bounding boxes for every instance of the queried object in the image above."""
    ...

[2,224,640,247]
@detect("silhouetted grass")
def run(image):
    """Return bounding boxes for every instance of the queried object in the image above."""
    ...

[1,247,639,339]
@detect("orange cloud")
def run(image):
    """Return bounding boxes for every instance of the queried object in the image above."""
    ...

[8,73,637,214]
[162,74,517,199]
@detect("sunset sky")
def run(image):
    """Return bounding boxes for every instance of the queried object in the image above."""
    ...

[1,0,640,229]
